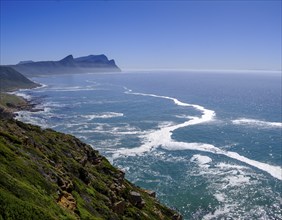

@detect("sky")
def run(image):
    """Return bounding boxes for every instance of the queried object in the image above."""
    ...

[0,0,281,71]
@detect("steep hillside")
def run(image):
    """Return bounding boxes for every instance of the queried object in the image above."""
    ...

[0,117,182,220]
[0,66,40,92]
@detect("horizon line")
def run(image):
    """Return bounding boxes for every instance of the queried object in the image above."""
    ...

[120,68,282,73]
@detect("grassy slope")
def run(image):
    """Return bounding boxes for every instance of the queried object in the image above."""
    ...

[0,93,27,109]
[0,93,34,119]
[0,66,39,92]
[0,118,181,220]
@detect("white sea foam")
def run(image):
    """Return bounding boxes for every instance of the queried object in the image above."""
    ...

[115,88,282,181]
[43,102,67,108]
[15,111,48,128]
[223,174,250,187]
[47,85,98,92]
[73,122,142,137]
[203,205,234,220]
[190,154,212,165]
[232,118,282,128]
[193,158,282,219]
[214,193,225,202]
[175,114,195,119]
[215,162,248,170]
[10,92,32,101]
[81,112,124,120]
[33,82,48,89]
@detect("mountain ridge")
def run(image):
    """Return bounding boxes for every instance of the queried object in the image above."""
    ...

[10,54,121,76]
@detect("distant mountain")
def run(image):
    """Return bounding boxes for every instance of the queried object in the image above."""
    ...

[18,60,34,65]
[10,54,121,76]
[0,66,40,92]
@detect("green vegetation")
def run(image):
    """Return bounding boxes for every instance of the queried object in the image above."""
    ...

[0,93,26,109]
[0,68,181,219]
[0,66,39,92]
[0,93,34,119]
[0,66,39,118]
[0,117,182,219]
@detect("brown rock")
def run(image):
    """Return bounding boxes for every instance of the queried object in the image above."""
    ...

[129,191,145,209]
[118,169,125,180]
[57,177,73,192]
[78,167,91,184]
[57,192,77,212]
[112,200,126,214]
[144,189,156,198]
[173,213,183,220]
[136,199,146,209]
[129,191,142,204]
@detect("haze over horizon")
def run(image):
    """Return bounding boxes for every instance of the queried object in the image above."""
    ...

[1,1,281,71]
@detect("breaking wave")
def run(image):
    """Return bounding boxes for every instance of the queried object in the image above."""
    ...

[114,88,282,181]
[81,112,124,120]
[232,118,282,128]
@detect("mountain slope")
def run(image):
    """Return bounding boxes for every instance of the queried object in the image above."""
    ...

[0,66,40,92]
[10,54,121,76]
[0,117,182,220]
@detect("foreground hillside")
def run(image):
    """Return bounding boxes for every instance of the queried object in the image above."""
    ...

[0,117,182,220]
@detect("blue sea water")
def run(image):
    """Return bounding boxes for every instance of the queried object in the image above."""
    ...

[15,71,281,219]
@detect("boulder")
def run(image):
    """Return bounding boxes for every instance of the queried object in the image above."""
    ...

[129,191,145,209]
[113,200,126,214]
[144,189,156,198]
[129,191,142,204]
[173,213,183,220]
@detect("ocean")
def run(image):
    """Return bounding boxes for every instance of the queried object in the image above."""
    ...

[14,71,281,219]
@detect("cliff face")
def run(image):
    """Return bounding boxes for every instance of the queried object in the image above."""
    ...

[0,117,182,220]
[10,54,121,76]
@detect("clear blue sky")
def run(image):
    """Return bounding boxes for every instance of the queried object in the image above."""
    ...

[1,0,281,70]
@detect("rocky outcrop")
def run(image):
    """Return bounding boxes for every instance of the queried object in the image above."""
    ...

[57,191,77,212]
[144,189,156,198]
[129,191,146,209]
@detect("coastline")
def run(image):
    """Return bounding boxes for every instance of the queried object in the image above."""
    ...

[0,93,35,119]
[0,83,183,219]
[0,85,44,119]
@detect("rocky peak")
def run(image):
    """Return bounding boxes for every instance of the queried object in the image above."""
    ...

[59,55,74,63]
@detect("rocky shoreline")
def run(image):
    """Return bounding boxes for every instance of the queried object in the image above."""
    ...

[0,92,40,119]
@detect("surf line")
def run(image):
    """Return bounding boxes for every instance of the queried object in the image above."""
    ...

[116,88,282,181]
